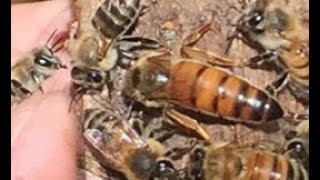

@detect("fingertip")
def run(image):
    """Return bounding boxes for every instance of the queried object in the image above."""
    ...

[11,0,75,61]
[11,91,80,180]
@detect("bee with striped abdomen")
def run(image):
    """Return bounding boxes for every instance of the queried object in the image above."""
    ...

[81,107,181,180]
[124,21,286,129]
[68,0,159,94]
[226,0,309,104]
[11,30,66,106]
[281,120,309,172]
[166,60,284,123]
[186,144,309,180]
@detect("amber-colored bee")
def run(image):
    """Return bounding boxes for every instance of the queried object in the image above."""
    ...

[124,21,284,126]
[167,60,284,123]
[186,145,309,180]
[68,0,159,93]
[11,30,66,106]
[227,0,309,104]
[82,108,181,180]
[78,144,115,180]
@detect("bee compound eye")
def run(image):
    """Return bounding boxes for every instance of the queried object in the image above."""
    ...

[71,67,82,78]
[288,141,305,153]
[156,160,175,173]
[34,57,53,67]
[89,71,103,83]
[193,149,205,161]
[249,11,264,27]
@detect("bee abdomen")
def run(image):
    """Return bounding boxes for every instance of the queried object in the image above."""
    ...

[244,151,289,180]
[11,80,32,99]
[92,0,140,38]
[82,108,110,129]
[167,61,283,123]
[244,151,308,180]
[280,47,309,82]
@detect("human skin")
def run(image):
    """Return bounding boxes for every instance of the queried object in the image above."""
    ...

[11,1,79,180]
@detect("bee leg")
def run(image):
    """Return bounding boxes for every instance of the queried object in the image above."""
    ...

[68,86,86,112]
[265,71,290,97]
[131,119,144,136]
[151,128,176,142]
[247,50,278,68]
[165,108,210,141]
[287,83,309,105]
[38,85,44,93]
[119,49,138,60]
[182,19,213,47]
[30,71,44,93]
[164,138,197,160]
[181,20,246,68]
[224,27,241,55]
[59,63,68,69]
[118,35,161,50]
[140,0,157,15]
[11,80,31,99]
[290,113,309,121]
[79,148,112,180]
[128,113,145,136]
[142,115,176,142]
[284,112,309,125]
[105,72,114,99]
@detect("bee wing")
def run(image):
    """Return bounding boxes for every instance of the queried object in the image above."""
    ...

[84,120,149,172]
[165,108,210,141]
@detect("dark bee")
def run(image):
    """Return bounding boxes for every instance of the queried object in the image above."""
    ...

[11,30,66,106]
[282,120,309,171]
[82,108,181,180]
[227,0,309,104]
[68,0,159,93]
[186,145,308,180]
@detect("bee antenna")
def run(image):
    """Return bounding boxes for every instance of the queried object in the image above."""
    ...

[50,35,66,52]
[90,93,114,112]
[68,86,86,113]
[123,100,134,120]
[175,167,188,179]
[284,112,309,125]
[52,43,64,53]
[45,28,58,47]
[224,14,244,54]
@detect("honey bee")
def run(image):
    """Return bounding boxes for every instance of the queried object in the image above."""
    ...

[68,0,159,93]
[82,108,181,180]
[78,145,115,180]
[186,145,309,180]
[227,0,309,104]
[282,120,309,171]
[124,21,285,126]
[11,30,66,106]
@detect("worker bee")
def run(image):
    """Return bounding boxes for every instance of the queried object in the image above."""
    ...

[227,0,309,104]
[68,0,159,93]
[282,120,309,171]
[186,144,309,180]
[124,21,286,127]
[11,30,66,106]
[82,108,181,180]
[78,145,116,180]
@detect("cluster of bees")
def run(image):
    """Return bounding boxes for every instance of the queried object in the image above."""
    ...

[11,0,309,179]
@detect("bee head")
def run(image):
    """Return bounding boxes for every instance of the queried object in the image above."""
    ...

[71,65,107,91]
[242,0,291,34]
[33,47,66,76]
[125,56,170,103]
[150,159,179,180]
